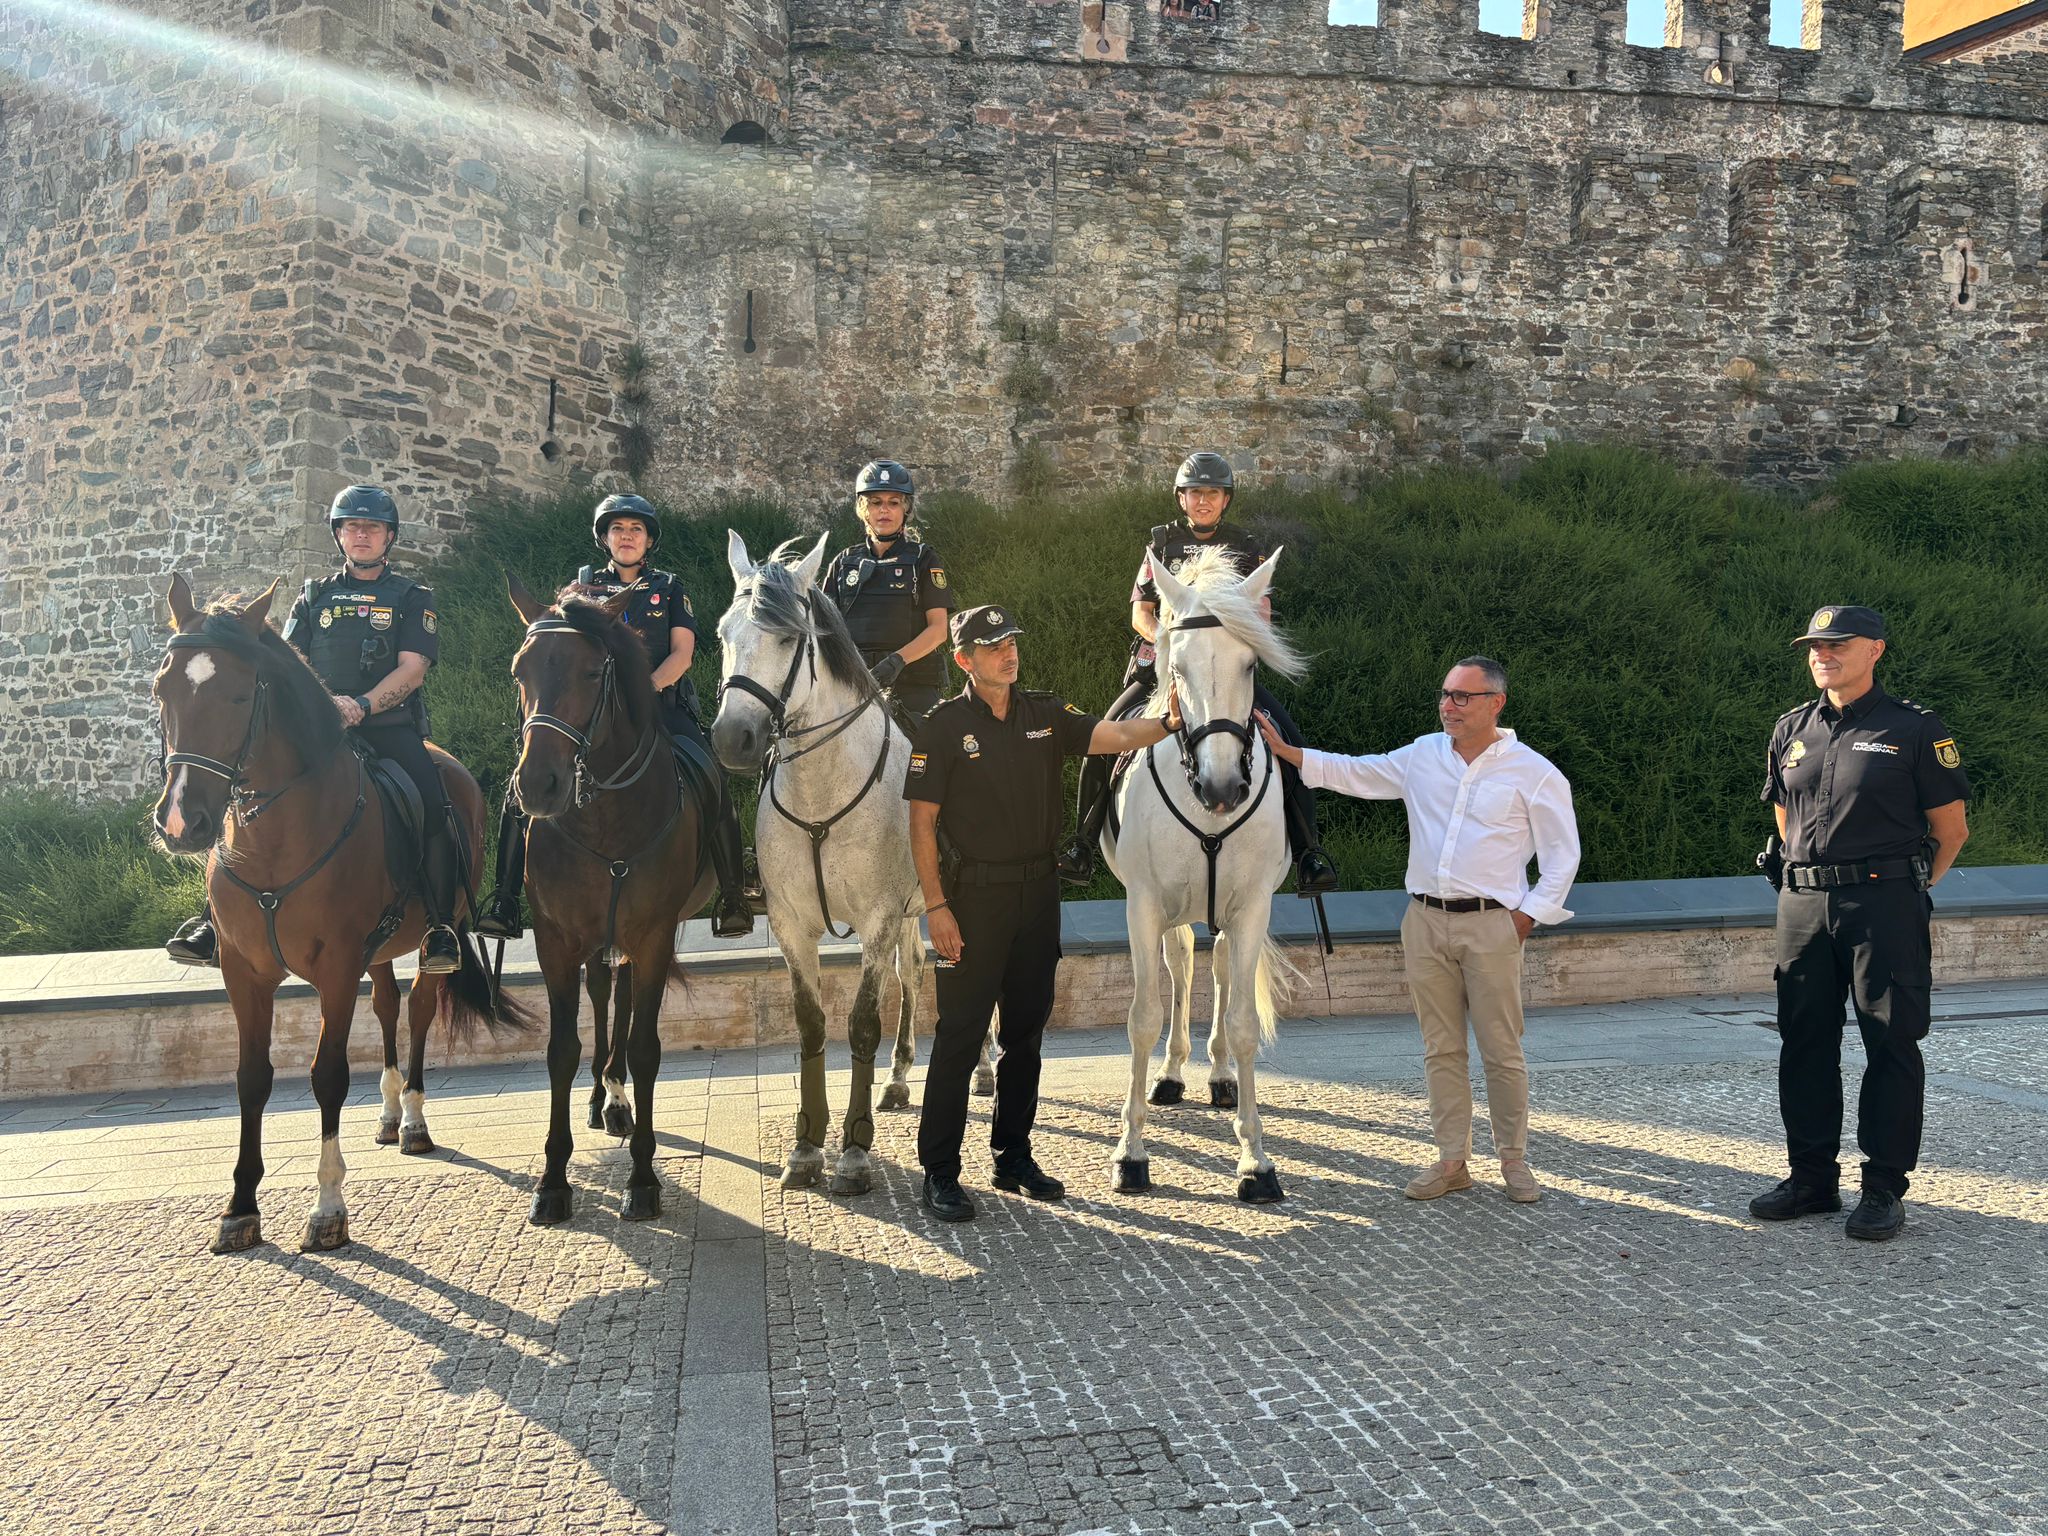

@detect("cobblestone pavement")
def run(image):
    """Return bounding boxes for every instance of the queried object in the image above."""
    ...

[3,983,2045,1535]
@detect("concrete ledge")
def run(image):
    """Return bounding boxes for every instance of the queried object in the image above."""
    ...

[4,869,2045,1099]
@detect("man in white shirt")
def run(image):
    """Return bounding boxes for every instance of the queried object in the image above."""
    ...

[1257,656,1580,1203]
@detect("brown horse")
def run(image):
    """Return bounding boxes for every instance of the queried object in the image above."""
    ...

[152,575,526,1254]
[507,577,713,1225]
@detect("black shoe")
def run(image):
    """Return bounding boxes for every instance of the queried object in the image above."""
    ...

[418,925,462,976]
[165,917,218,968]
[1294,847,1339,895]
[712,891,756,939]
[993,1156,1065,1201]
[920,1173,977,1223]
[1845,1188,1905,1242]
[740,849,766,911]
[1056,837,1095,887]
[473,895,523,943]
[1748,1177,1843,1222]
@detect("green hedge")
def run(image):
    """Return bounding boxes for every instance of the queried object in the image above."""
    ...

[5,445,2041,953]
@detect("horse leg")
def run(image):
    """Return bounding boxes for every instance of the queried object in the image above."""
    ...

[832,943,888,1196]
[620,959,666,1221]
[583,962,612,1132]
[1226,939,1282,1204]
[1207,930,1238,1112]
[1112,904,1168,1195]
[372,962,403,1145]
[880,915,921,1112]
[530,935,584,1226]
[779,940,830,1191]
[1150,925,1195,1106]
[398,971,436,1155]
[212,953,278,1254]
[301,975,360,1251]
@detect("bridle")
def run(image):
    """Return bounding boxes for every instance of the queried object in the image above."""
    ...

[1163,614,1257,798]
[518,616,662,807]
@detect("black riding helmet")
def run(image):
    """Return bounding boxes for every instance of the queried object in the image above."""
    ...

[593,493,661,553]
[854,460,915,501]
[1174,452,1235,505]
[329,484,399,559]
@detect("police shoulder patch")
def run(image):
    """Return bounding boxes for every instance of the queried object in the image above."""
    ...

[931,568,947,589]
[1934,738,1961,769]
[422,610,437,634]
[908,752,928,776]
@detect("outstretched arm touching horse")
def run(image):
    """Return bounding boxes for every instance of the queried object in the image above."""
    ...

[1087,686,1182,755]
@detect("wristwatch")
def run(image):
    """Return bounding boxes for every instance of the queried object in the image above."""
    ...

[352,694,373,719]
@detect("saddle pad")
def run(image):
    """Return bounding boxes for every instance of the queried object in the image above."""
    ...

[366,756,427,892]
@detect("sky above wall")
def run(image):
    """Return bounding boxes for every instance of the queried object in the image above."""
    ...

[1326,1,1809,47]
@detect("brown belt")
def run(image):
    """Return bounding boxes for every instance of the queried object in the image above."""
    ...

[1411,893,1505,914]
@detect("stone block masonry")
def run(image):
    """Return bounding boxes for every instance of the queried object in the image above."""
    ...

[3,0,2045,796]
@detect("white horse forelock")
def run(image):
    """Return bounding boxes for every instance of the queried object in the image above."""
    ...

[1150,546,1306,710]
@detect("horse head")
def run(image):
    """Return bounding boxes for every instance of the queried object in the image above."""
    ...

[506,571,639,818]
[1149,547,1286,814]
[711,529,830,773]
[152,573,283,853]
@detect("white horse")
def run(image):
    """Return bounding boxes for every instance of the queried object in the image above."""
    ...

[710,532,989,1196]
[1103,546,1303,1203]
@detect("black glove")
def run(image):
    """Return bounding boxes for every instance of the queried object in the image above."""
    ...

[1756,833,1785,892]
[870,653,906,689]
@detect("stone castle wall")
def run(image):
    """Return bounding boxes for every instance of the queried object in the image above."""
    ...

[2,0,2045,796]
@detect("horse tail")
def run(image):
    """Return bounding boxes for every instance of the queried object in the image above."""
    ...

[440,932,538,1044]
[1253,935,1301,1047]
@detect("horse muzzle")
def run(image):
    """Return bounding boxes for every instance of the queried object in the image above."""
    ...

[154,770,223,853]
[709,708,765,776]
[513,753,576,820]
[1191,769,1251,814]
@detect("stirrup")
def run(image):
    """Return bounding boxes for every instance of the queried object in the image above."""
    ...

[1056,838,1095,887]
[712,894,757,939]
[165,918,219,969]
[473,896,523,942]
[418,926,462,975]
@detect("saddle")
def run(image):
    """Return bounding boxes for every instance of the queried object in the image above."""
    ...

[353,740,429,893]
[668,730,721,819]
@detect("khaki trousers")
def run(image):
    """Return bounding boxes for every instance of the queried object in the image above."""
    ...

[1398,901,1530,1163]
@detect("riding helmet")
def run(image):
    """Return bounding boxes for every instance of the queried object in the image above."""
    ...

[1174,452,1235,495]
[329,485,399,557]
[854,460,915,501]
[593,493,662,552]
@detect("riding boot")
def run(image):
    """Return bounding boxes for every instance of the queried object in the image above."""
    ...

[166,909,219,968]
[1280,764,1339,895]
[1058,755,1113,885]
[475,795,526,942]
[709,787,757,939]
[417,817,465,975]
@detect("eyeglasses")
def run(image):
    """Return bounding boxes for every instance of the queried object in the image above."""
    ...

[1437,689,1502,707]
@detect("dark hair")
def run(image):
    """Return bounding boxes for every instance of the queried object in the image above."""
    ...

[191,601,345,761]
[1454,655,1508,693]
[546,596,662,735]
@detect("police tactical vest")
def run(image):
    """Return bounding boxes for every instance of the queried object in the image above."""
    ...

[1149,522,1262,583]
[836,539,942,684]
[301,569,421,695]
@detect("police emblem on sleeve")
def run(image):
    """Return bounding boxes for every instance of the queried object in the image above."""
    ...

[1785,739,1807,768]
[1934,738,1961,769]
[423,610,437,634]
[932,569,947,589]
[909,752,928,777]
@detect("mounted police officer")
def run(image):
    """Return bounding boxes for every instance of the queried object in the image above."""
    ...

[821,461,956,723]
[1752,605,1971,1242]
[164,485,464,973]
[1057,452,1337,896]
[476,494,756,941]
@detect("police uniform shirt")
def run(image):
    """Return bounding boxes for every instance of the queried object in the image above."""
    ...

[585,564,695,670]
[281,567,438,720]
[1762,687,1969,865]
[1130,519,1269,607]
[824,537,956,687]
[905,687,1102,866]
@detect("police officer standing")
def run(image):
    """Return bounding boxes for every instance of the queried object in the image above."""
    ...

[476,494,756,940]
[907,604,1184,1222]
[1058,451,1337,896]
[822,461,956,722]
[1753,605,1970,1242]
[164,485,464,973]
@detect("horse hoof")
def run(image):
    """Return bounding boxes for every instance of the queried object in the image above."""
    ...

[621,1184,661,1222]
[829,1170,872,1197]
[878,1082,911,1112]
[973,1073,996,1098]
[1210,1081,1238,1111]
[602,1104,635,1140]
[780,1156,823,1191]
[1237,1169,1285,1204]
[529,1186,574,1226]
[1113,1158,1153,1195]
[586,1101,604,1131]
[399,1126,435,1156]
[210,1213,263,1254]
[374,1118,401,1146]
[1149,1078,1185,1107]
[300,1211,351,1251]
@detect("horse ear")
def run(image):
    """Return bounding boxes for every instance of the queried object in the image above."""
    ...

[241,578,282,631]
[167,572,199,633]
[507,570,546,627]
[599,588,634,621]
[1149,552,1195,620]
[726,528,755,585]
[1237,547,1282,606]
[793,531,830,591]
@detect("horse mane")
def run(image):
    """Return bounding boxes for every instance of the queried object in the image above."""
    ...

[731,541,884,705]
[545,596,662,735]
[1154,545,1305,694]
[193,598,346,760]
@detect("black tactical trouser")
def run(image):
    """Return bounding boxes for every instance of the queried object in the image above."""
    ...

[1774,878,1932,1198]
[356,720,462,926]
[917,872,1061,1180]
[1073,674,1321,858]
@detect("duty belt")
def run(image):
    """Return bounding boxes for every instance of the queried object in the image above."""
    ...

[954,855,1056,886]
[1411,893,1505,913]
[1785,857,1917,891]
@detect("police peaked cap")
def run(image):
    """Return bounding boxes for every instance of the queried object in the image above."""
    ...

[951,604,1024,648]
[593,493,662,552]
[1791,605,1887,645]
[855,460,915,499]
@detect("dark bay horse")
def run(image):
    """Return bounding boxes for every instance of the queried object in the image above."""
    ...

[507,578,713,1225]
[152,575,525,1254]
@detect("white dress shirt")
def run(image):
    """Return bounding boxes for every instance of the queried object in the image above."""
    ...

[1301,729,1581,926]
